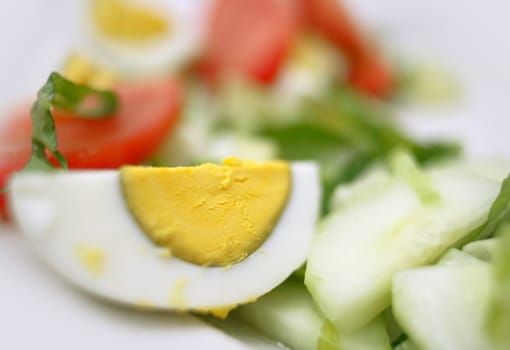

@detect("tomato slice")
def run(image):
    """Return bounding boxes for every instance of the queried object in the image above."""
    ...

[303,0,394,97]
[0,78,182,220]
[0,135,31,221]
[348,58,394,97]
[200,0,300,84]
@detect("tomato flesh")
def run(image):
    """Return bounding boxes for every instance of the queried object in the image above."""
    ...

[200,0,300,84]
[0,78,182,220]
[303,0,394,97]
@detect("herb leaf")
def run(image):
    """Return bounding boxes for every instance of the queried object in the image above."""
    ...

[259,88,459,214]
[459,174,510,244]
[25,72,118,171]
[477,174,510,240]
[488,222,510,349]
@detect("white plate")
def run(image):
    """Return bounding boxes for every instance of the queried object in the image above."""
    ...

[1,0,509,349]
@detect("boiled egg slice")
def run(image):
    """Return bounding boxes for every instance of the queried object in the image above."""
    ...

[77,0,209,77]
[8,159,320,314]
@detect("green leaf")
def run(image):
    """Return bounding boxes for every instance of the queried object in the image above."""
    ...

[24,72,118,171]
[478,175,510,239]
[391,333,409,348]
[260,89,458,215]
[450,174,510,348]
[462,174,510,243]
[412,142,461,165]
[260,122,347,161]
[487,222,510,349]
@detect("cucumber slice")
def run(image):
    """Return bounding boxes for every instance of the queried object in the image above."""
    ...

[318,316,391,350]
[446,158,510,182]
[233,279,391,350]
[329,166,391,211]
[392,257,492,350]
[306,166,499,332]
[206,316,284,350]
[337,316,391,350]
[463,238,499,262]
[234,279,325,350]
[438,248,486,267]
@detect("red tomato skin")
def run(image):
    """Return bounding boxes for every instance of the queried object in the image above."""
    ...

[303,0,366,59]
[0,78,182,221]
[200,0,300,84]
[348,58,394,97]
[0,156,29,222]
[303,0,394,97]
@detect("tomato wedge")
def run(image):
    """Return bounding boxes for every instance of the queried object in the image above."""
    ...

[0,78,182,220]
[303,0,394,97]
[200,0,300,84]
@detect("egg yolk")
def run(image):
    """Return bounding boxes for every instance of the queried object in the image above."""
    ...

[62,53,116,89]
[92,0,170,42]
[120,158,290,266]
[75,244,105,276]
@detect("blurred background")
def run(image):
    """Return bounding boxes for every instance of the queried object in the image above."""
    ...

[0,0,510,153]
[1,0,509,158]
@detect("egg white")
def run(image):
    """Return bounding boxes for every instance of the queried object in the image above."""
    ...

[76,0,211,77]
[9,162,320,310]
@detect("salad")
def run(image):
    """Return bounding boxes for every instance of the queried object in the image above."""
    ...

[1,1,509,349]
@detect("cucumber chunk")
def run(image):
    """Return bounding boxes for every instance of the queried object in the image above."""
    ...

[318,317,391,350]
[206,316,284,350]
[463,238,499,262]
[438,248,486,267]
[306,166,499,332]
[392,256,492,350]
[233,279,391,350]
[337,316,391,350]
[234,279,325,350]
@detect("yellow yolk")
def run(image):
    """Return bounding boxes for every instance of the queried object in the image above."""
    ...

[169,278,188,311]
[120,158,290,266]
[75,244,105,276]
[92,0,170,42]
[196,298,258,319]
[62,53,116,89]
[205,306,236,319]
